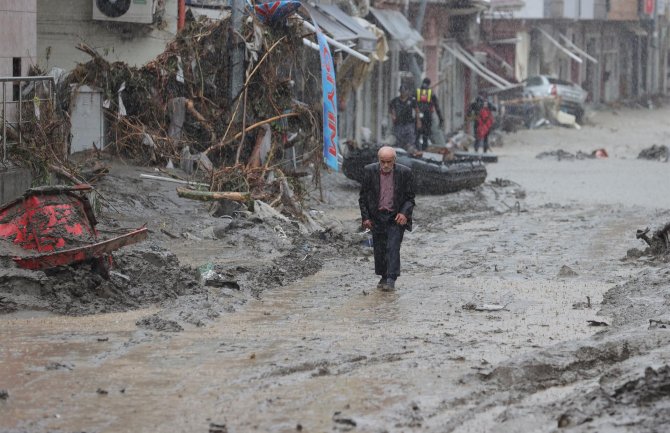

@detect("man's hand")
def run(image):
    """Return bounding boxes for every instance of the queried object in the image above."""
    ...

[362,219,373,230]
[395,213,408,226]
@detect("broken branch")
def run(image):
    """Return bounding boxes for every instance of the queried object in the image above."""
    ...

[176,187,250,202]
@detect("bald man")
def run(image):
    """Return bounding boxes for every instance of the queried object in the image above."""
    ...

[358,146,415,290]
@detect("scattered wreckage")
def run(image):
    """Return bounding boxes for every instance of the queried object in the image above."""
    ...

[342,146,487,194]
[3,9,345,232]
[0,185,147,277]
[636,224,670,256]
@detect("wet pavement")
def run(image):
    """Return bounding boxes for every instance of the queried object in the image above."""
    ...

[2,106,670,432]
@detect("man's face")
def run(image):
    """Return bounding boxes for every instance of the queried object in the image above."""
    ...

[379,153,395,173]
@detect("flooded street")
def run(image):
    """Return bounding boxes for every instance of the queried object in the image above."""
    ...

[3,106,670,432]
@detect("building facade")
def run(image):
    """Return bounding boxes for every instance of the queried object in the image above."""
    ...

[36,0,178,70]
[0,0,37,95]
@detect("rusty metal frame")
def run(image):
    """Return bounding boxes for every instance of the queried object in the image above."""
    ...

[0,76,56,164]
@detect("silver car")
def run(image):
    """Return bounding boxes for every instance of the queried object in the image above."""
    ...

[522,75,588,121]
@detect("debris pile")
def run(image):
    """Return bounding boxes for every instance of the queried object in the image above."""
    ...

[15,14,326,217]
[635,224,670,256]
[637,144,669,162]
[536,148,608,161]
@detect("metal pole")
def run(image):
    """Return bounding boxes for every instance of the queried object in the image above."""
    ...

[229,0,245,103]
[415,0,427,31]
[18,79,22,147]
[652,0,659,93]
[409,0,429,88]
[2,84,6,163]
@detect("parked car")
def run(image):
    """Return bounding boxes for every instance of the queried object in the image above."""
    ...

[522,75,588,122]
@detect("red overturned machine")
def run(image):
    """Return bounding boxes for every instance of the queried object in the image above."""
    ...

[0,184,147,277]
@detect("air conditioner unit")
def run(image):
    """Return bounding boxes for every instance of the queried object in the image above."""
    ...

[93,0,154,24]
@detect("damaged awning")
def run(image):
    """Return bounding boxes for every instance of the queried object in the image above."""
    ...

[298,4,371,62]
[302,3,358,44]
[536,28,582,64]
[315,4,377,53]
[558,33,598,64]
[368,7,423,54]
[443,0,491,16]
[442,42,513,90]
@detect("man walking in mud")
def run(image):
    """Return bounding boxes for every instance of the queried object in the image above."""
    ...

[359,146,415,290]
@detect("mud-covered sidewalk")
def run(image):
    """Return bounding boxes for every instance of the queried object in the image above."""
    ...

[2,106,670,432]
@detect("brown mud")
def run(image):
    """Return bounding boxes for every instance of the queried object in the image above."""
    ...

[2,106,670,432]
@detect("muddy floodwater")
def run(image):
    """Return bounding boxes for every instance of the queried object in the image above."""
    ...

[3,107,670,432]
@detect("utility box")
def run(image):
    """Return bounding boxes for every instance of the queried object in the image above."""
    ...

[70,85,104,154]
[0,167,32,205]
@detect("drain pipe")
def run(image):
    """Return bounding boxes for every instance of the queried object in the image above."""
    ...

[178,0,186,31]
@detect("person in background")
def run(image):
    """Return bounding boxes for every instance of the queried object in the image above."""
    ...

[465,96,482,137]
[389,84,419,151]
[415,78,444,151]
[359,146,415,291]
[474,96,494,153]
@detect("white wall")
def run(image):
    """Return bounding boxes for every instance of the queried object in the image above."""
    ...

[0,0,37,77]
[580,0,595,19]
[513,1,544,19]
[563,0,579,19]
[37,0,178,71]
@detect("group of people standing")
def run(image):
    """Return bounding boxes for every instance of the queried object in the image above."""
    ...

[388,79,495,154]
[388,78,444,152]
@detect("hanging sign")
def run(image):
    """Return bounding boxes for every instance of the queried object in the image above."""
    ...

[314,22,339,171]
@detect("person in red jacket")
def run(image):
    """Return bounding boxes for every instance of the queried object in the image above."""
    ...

[474,96,494,153]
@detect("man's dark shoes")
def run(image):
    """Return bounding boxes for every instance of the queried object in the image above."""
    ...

[385,278,396,290]
[377,277,387,289]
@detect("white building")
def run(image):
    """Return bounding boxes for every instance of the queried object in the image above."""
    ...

[36,0,178,70]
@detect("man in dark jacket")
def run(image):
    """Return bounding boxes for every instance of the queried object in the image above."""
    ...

[389,84,419,151]
[359,146,415,290]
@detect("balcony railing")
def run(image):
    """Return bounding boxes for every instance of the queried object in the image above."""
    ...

[0,76,55,163]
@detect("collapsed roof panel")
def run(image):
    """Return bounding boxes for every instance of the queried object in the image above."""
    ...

[315,4,377,52]
[368,7,423,53]
[302,2,358,44]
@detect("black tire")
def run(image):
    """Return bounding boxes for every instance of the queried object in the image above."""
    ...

[96,0,132,18]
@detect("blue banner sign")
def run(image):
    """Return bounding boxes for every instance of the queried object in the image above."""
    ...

[314,22,339,171]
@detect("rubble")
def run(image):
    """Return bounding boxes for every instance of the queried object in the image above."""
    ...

[637,144,669,162]
[536,148,608,161]
[12,13,327,227]
[635,224,670,255]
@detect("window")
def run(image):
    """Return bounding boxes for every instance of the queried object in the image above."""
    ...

[12,57,21,101]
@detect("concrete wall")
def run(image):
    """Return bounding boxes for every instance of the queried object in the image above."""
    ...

[563,0,580,19]
[0,168,32,205]
[36,0,178,71]
[0,0,37,76]
[608,0,639,20]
